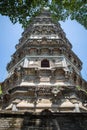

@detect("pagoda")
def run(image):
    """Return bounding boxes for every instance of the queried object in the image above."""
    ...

[1,7,87,112]
[0,8,87,130]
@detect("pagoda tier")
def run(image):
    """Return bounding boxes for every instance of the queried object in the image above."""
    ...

[1,9,87,112]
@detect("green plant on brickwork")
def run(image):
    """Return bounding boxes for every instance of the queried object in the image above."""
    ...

[0,85,2,95]
[76,85,87,95]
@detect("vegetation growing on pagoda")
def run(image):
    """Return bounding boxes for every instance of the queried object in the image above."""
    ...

[76,85,87,95]
[0,0,87,28]
[0,85,2,95]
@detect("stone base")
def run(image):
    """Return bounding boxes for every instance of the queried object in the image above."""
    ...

[0,111,87,130]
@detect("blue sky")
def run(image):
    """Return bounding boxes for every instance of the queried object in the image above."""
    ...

[0,15,87,82]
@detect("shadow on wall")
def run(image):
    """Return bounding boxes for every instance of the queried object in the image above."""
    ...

[21,109,58,130]
[21,110,86,130]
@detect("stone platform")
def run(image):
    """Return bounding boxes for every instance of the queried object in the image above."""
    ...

[0,111,87,130]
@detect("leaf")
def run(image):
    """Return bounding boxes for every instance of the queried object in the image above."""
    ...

[0,0,87,28]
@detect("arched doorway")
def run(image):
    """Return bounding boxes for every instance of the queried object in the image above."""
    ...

[39,109,54,129]
[39,109,60,130]
[41,59,50,67]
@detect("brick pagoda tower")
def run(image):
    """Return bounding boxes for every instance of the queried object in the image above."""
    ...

[0,8,87,130]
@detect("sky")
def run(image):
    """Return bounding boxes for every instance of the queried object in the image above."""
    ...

[0,15,87,82]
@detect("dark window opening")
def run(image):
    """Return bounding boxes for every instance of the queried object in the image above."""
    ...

[41,59,50,67]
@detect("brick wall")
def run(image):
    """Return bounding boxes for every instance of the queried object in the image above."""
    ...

[0,112,87,130]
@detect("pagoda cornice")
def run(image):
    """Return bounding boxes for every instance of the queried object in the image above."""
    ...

[15,38,71,52]
[3,84,87,105]
[7,54,82,76]
[33,23,55,26]
[4,67,86,90]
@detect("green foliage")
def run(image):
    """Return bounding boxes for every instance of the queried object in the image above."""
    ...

[0,0,87,28]
[0,85,2,95]
[50,0,87,28]
[76,85,87,95]
[76,85,81,90]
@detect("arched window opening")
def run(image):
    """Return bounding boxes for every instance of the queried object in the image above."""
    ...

[41,59,50,67]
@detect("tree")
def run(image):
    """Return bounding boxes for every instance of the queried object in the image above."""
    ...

[0,0,87,28]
